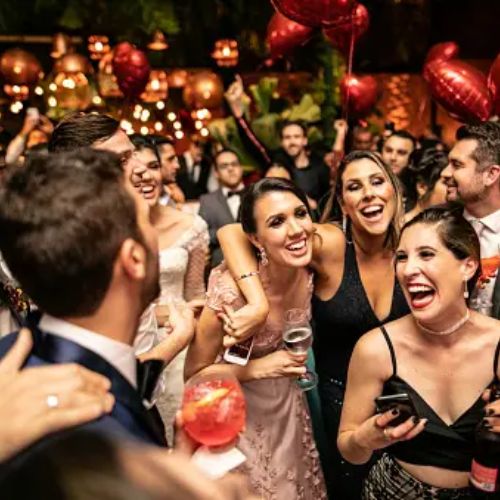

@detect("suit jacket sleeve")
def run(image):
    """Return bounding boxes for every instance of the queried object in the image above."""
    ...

[198,197,218,248]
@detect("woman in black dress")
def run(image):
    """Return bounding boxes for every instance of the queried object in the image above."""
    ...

[217,151,410,498]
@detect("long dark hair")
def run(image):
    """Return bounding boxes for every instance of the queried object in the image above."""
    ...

[320,150,404,250]
[240,177,311,234]
[400,205,481,299]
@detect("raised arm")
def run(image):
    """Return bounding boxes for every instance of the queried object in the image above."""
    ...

[217,223,269,346]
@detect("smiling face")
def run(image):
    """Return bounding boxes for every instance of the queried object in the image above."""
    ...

[395,223,477,322]
[249,190,314,269]
[157,143,180,184]
[134,147,162,206]
[281,124,308,159]
[442,138,489,204]
[340,158,397,237]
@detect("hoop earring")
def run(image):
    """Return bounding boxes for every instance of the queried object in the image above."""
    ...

[259,248,269,266]
[463,278,469,299]
[342,214,347,234]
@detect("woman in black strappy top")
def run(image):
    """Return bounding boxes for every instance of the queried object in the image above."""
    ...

[217,151,409,498]
[338,207,500,499]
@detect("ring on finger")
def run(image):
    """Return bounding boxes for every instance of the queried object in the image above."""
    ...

[382,428,391,441]
[46,394,59,409]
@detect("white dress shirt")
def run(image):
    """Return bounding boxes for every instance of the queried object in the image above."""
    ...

[222,183,245,221]
[39,314,137,387]
[464,208,500,313]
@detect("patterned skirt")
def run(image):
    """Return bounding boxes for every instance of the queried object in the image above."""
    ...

[363,454,475,500]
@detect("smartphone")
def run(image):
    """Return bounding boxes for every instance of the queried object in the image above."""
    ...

[223,336,254,366]
[375,393,419,427]
[27,107,39,121]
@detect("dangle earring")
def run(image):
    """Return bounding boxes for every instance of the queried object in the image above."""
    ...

[463,278,469,299]
[259,247,269,266]
[342,214,347,234]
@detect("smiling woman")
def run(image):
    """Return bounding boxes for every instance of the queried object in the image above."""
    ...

[338,206,500,499]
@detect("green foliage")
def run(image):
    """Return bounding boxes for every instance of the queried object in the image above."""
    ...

[248,77,278,116]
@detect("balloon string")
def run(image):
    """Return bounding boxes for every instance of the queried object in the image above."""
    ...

[343,8,356,123]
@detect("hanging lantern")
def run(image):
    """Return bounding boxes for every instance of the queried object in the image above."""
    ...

[148,30,168,51]
[0,48,43,86]
[52,53,93,110]
[211,39,239,67]
[140,69,168,102]
[183,71,224,109]
[168,69,188,88]
[3,84,29,101]
[51,33,73,59]
[88,35,111,61]
[97,51,123,98]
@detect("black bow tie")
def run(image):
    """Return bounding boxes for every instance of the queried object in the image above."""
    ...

[227,190,244,198]
[137,359,164,404]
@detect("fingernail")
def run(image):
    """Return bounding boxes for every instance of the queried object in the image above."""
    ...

[391,408,399,415]
[412,416,419,425]
[482,422,492,430]
[485,408,495,416]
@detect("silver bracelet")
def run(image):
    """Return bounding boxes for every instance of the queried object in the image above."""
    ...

[236,271,260,281]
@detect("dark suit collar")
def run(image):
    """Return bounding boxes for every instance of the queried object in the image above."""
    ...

[32,327,167,446]
[215,188,237,222]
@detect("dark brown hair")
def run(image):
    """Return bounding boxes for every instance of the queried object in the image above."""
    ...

[0,148,144,316]
[456,121,500,172]
[49,112,120,153]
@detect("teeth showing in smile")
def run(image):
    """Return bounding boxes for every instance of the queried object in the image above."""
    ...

[141,185,154,194]
[360,205,383,217]
[286,240,306,251]
[407,284,433,293]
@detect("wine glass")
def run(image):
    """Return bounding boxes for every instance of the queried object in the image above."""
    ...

[181,372,246,447]
[283,308,318,391]
[471,246,500,316]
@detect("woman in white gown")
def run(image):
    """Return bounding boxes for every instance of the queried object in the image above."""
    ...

[131,135,208,443]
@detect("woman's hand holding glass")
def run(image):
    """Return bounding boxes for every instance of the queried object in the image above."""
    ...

[250,350,307,380]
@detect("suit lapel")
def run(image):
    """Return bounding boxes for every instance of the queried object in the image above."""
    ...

[215,188,236,223]
[492,275,500,320]
[33,328,167,446]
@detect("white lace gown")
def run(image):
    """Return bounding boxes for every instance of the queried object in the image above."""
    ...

[135,216,208,443]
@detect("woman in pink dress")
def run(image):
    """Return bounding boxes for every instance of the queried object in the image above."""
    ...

[186,178,326,500]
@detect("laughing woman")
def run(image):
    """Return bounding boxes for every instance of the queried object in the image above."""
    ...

[339,207,500,499]
[185,178,326,500]
[130,135,208,444]
[216,151,410,497]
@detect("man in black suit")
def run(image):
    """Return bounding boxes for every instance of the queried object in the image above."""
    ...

[176,137,211,200]
[199,149,245,269]
[0,149,166,447]
[442,122,500,319]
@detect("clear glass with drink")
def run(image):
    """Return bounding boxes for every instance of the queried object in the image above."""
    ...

[283,308,318,391]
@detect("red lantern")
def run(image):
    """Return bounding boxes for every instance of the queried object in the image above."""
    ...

[487,53,500,116]
[0,48,43,86]
[271,0,356,28]
[112,42,150,100]
[323,3,369,54]
[182,71,224,110]
[425,59,492,123]
[267,11,313,60]
[340,73,379,117]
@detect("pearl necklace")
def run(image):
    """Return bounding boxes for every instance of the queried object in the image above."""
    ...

[416,309,470,336]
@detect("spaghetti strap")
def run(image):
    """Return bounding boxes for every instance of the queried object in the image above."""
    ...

[380,325,397,377]
[494,337,500,381]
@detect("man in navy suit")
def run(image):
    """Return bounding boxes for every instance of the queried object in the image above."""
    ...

[0,148,166,447]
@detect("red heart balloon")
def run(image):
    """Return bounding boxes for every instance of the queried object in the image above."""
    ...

[323,3,369,54]
[424,41,459,66]
[267,11,313,60]
[112,42,150,100]
[271,0,357,28]
[487,53,500,116]
[424,59,492,122]
[340,73,379,117]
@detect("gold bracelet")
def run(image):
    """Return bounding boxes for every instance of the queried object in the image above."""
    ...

[236,271,260,281]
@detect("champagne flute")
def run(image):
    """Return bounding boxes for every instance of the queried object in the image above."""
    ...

[283,308,318,391]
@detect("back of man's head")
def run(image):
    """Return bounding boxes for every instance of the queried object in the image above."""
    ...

[456,121,500,171]
[49,113,120,153]
[0,149,143,317]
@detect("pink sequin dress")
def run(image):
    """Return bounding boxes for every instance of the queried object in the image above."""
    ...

[206,264,327,500]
